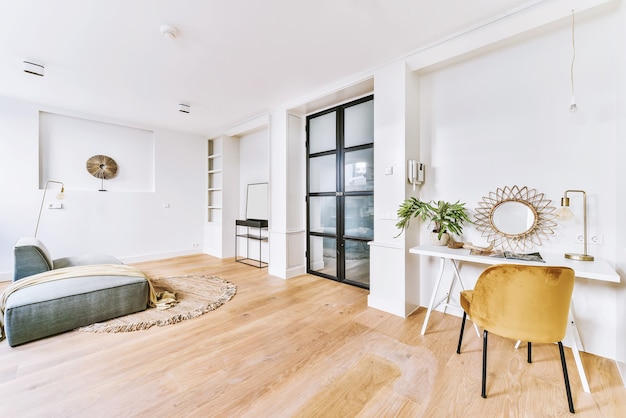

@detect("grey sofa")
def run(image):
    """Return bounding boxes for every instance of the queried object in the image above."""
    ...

[3,237,150,346]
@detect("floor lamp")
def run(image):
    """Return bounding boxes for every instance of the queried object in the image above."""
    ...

[35,180,65,238]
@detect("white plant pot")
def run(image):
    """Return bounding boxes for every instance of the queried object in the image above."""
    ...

[430,232,450,246]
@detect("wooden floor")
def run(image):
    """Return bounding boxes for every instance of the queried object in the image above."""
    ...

[1,254,624,417]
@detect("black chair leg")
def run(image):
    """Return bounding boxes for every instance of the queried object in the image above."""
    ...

[457,311,467,354]
[527,342,532,363]
[481,330,488,398]
[558,341,575,413]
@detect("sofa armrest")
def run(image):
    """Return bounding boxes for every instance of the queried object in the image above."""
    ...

[13,237,54,281]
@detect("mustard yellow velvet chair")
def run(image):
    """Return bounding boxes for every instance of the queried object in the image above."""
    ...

[456,264,576,414]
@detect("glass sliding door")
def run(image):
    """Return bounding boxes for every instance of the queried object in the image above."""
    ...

[306,96,373,288]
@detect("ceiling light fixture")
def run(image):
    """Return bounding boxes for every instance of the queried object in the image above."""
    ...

[160,24,179,40]
[23,61,45,77]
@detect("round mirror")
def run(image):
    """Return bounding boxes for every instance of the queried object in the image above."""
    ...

[491,201,536,236]
[474,185,557,251]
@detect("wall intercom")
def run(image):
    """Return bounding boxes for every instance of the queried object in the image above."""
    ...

[407,160,424,190]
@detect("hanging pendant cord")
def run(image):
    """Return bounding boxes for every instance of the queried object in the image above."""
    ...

[570,9,576,99]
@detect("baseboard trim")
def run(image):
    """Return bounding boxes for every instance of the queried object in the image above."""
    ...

[120,249,204,264]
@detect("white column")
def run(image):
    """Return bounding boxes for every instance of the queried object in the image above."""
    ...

[268,110,306,278]
[368,60,421,317]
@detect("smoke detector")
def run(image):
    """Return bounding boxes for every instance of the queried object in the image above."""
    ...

[160,24,179,40]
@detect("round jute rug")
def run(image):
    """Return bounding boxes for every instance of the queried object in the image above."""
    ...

[78,274,237,333]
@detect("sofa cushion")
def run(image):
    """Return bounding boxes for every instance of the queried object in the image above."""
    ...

[4,275,149,346]
[13,237,54,281]
[53,254,122,269]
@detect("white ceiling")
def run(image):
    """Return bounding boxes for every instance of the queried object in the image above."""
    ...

[0,0,532,136]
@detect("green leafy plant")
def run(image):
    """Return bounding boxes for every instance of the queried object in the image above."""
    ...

[395,198,470,239]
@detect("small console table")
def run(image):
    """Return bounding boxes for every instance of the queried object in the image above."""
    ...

[235,219,268,268]
[410,243,620,394]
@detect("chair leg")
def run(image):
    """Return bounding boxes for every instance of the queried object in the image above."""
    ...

[558,341,575,414]
[482,330,488,398]
[457,311,467,354]
[527,342,532,363]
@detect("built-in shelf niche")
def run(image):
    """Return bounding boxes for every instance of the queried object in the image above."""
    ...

[207,138,223,222]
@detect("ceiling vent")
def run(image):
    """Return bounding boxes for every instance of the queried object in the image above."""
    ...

[178,103,190,114]
[23,61,44,77]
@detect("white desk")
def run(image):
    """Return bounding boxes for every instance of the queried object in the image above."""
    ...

[409,243,620,393]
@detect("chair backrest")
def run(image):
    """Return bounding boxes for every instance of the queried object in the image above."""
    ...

[469,264,575,343]
[13,237,54,281]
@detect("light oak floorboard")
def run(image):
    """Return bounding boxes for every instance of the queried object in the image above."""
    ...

[0,254,624,417]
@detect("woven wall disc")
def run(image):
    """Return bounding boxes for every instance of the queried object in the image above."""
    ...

[86,155,118,179]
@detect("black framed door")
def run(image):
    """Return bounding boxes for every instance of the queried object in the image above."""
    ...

[306,95,373,289]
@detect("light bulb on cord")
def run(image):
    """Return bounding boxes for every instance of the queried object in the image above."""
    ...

[556,199,575,220]
[569,95,577,113]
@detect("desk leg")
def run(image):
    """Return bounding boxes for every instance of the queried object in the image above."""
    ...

[568,308,591,393]
[450,260,481,338]
[421,257,446,336]
[420,257,481,338]
[442,260,461,315]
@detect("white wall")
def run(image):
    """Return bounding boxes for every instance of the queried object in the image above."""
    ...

[415,6,623,360]
[238,129,269,219]
[615,0,626,380]
[0,97,206,279]
[39,112,155,192]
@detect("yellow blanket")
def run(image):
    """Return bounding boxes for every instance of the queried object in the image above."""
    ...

[0,264,160,342]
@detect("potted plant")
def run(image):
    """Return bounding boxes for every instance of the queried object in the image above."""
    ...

[395,198,470,245]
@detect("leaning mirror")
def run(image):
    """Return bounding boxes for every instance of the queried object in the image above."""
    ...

[246,183,268,221]
[474,185,556,251]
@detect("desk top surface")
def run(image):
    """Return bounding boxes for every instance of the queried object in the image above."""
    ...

[409,244,620,283]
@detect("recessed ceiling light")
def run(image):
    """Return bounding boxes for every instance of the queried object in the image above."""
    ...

[160,24,179,40]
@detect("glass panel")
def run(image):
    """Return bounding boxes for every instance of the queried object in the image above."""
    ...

[345,239,369,287]
[344,100,373,148]
[310,235,337,277]
[309,111,336,154]
[309,196,336,234]
[344,148,373,192]
[344,196,374,239]
[309,154,336,193]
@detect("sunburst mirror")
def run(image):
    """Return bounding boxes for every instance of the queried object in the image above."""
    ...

[474,185,557,251]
